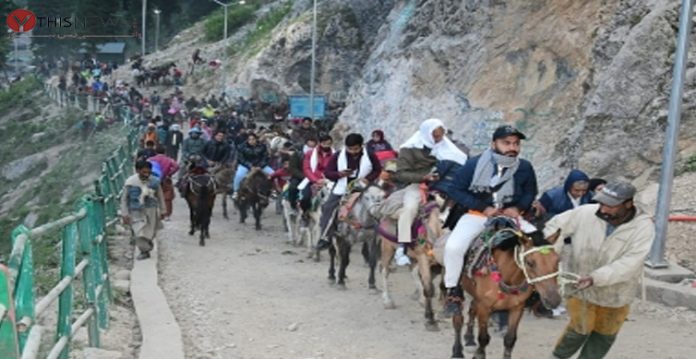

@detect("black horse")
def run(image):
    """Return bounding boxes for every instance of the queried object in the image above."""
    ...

[184,174,216,246]
[236,169,273,230]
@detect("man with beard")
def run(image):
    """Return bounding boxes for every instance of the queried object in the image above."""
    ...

[121,160,165,260]
[442,125,538,314]
[545,181,653,359]
[315,133,382,251]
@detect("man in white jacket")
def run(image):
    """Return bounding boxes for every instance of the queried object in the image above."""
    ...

[545,181,654,359]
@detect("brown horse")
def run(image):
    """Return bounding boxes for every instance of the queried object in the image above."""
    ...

[209,163,236,219]
[450,217,562,359]
[377,199,445,332]
[236,168,273,230]
[184,174,217,246]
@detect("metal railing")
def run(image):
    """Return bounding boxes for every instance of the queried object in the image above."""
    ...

[0,109,141,358]
[43,84,108,113]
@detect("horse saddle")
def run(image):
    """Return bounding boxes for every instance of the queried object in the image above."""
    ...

[376,217,427,249]
[377,202,440,247]
[463,217,523,278]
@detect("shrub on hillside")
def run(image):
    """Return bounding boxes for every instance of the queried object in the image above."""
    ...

[204,3,260,42]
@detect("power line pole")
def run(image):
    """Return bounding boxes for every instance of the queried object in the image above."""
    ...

[309,0,317,120]
[154,9,161,52]
[141,0,147,55]
[647,0,695,268]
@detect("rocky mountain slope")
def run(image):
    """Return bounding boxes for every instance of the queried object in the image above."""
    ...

[337,0,693,188]
[152,0,694,190]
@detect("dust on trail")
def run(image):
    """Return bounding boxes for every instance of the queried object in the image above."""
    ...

[157,196,695,359]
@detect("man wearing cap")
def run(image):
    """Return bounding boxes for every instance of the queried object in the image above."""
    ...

[546,181,654,359]
[443,125,538,314]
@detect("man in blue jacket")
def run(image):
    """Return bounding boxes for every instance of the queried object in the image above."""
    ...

[443,125,538,314]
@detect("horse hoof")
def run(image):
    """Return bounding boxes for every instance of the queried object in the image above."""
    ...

[255,225,262,231]
[464,339,477,348]
[473,352,486,359]
[383,301,396,310]
[188,231,194,236]
[199,240,205,246]
[425,322,440,332]
[313,255,320,263]
[368,288,380,295]
[336,283,347,291]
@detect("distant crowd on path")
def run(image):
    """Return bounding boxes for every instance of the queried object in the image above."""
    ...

[111,46,653,358]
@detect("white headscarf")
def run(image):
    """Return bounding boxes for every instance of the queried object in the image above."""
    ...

[400,118,468,164]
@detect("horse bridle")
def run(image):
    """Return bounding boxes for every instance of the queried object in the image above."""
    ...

[491,228,580,288]
[513,243,560,285]
[188,175,216,196]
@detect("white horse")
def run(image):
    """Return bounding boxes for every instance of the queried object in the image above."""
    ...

[280,184,300,243]
[296,182,332,261]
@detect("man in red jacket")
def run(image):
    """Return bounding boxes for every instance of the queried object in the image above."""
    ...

[149,145,180,220]
[300,134,335,212]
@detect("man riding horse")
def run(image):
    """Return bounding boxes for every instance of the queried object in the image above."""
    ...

[202,130,234,172]
[179,127,207,177]
[314,133,382,251]
[299,133,335,214]
[391,119,468,266]
[443,125,539,315]
[231,132,273,200]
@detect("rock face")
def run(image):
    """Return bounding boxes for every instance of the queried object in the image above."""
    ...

[233,0,396,116]
[224,0,695,187]
[338,0,696,186]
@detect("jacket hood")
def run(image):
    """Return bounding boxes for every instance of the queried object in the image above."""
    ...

[564,169,590,193]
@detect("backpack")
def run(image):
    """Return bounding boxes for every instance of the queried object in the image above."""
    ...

[148,160,163,179]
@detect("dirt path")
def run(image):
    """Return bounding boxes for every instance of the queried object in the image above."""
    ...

[157,197,696,359]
